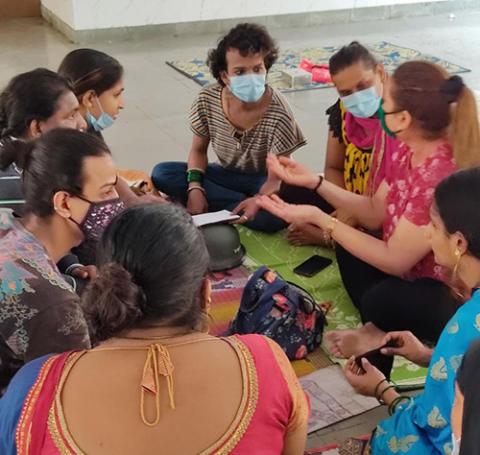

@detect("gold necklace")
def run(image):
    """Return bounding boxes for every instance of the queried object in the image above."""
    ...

[91,333,221,425]
[102,331,216,348]
[115,330,196,341]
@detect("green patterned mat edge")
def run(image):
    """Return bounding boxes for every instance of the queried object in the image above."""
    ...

[237,226,426,389]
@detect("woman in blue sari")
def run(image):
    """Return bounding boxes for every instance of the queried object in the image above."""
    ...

[344,167,480,454]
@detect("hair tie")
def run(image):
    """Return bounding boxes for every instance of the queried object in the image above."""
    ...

[440,75,464,104]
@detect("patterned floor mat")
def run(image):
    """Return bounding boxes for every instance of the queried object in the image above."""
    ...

[167,41,469,93]
[236,227,427,388]
[208,266,332,377]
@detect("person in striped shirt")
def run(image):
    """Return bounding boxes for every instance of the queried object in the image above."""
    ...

[152,23,306,233]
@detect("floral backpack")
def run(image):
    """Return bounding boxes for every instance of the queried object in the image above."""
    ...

[228,266,326,360]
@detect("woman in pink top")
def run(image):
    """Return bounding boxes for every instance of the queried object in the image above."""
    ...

[0,203,308,455]
[258,61,480,359]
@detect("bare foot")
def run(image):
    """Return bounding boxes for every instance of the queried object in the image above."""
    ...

[286,223,332,247]
[325,323,386,359]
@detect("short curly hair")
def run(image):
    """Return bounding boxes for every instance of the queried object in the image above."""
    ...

[207,23,279,86]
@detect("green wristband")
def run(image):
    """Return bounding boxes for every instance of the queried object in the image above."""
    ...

[187,169,204,183]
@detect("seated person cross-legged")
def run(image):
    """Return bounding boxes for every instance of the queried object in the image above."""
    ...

[281,41,398,247]
[152,23,306,233]
[0,203,309,454]
[257,61,480,358]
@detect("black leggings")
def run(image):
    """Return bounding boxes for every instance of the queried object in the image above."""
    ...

[336,244,460,343]
[279,184,459,341]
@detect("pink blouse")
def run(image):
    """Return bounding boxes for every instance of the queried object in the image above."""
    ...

[383,142,456,281]
[12,335,309,455]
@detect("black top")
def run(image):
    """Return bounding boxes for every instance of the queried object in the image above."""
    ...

[456,338,480,455]
[87,123,104,141]
[0,164,25,214]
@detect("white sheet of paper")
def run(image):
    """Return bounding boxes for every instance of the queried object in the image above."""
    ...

[299,365,380,433]
[192,210,240,227]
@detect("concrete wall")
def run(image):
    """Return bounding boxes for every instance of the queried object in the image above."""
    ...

[41,0,448,31]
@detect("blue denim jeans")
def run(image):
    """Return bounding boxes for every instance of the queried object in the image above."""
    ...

[151,162,286,233]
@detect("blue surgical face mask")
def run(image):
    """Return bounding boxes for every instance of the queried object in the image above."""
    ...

[341,86,381,118]
[86,96,115,132]
[229,74,266,103]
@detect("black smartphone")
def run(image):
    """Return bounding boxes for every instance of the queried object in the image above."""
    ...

[293,255,333,278]
[355,341,397,380]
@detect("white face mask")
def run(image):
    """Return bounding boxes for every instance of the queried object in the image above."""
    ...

[452,434,461,455]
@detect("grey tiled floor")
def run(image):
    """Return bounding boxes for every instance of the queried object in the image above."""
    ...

[0,9,478,449]
[2,10,480,174]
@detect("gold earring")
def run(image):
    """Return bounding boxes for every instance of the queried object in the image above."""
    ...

[201,297,212,334]
[453,248,462,278]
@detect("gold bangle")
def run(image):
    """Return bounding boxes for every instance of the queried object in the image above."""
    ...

[187,186,206,195]
[186,167,205,174]
[326,216,339,237]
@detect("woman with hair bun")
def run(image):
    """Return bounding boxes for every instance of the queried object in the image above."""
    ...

[0,68,86,213]
[258,61,480,358]
[0,203,308,454]
[58,48,124,139]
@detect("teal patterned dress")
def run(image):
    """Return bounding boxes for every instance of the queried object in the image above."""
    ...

[372,290,480,454]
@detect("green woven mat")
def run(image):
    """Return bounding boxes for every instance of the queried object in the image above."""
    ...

[238,226,426,388]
